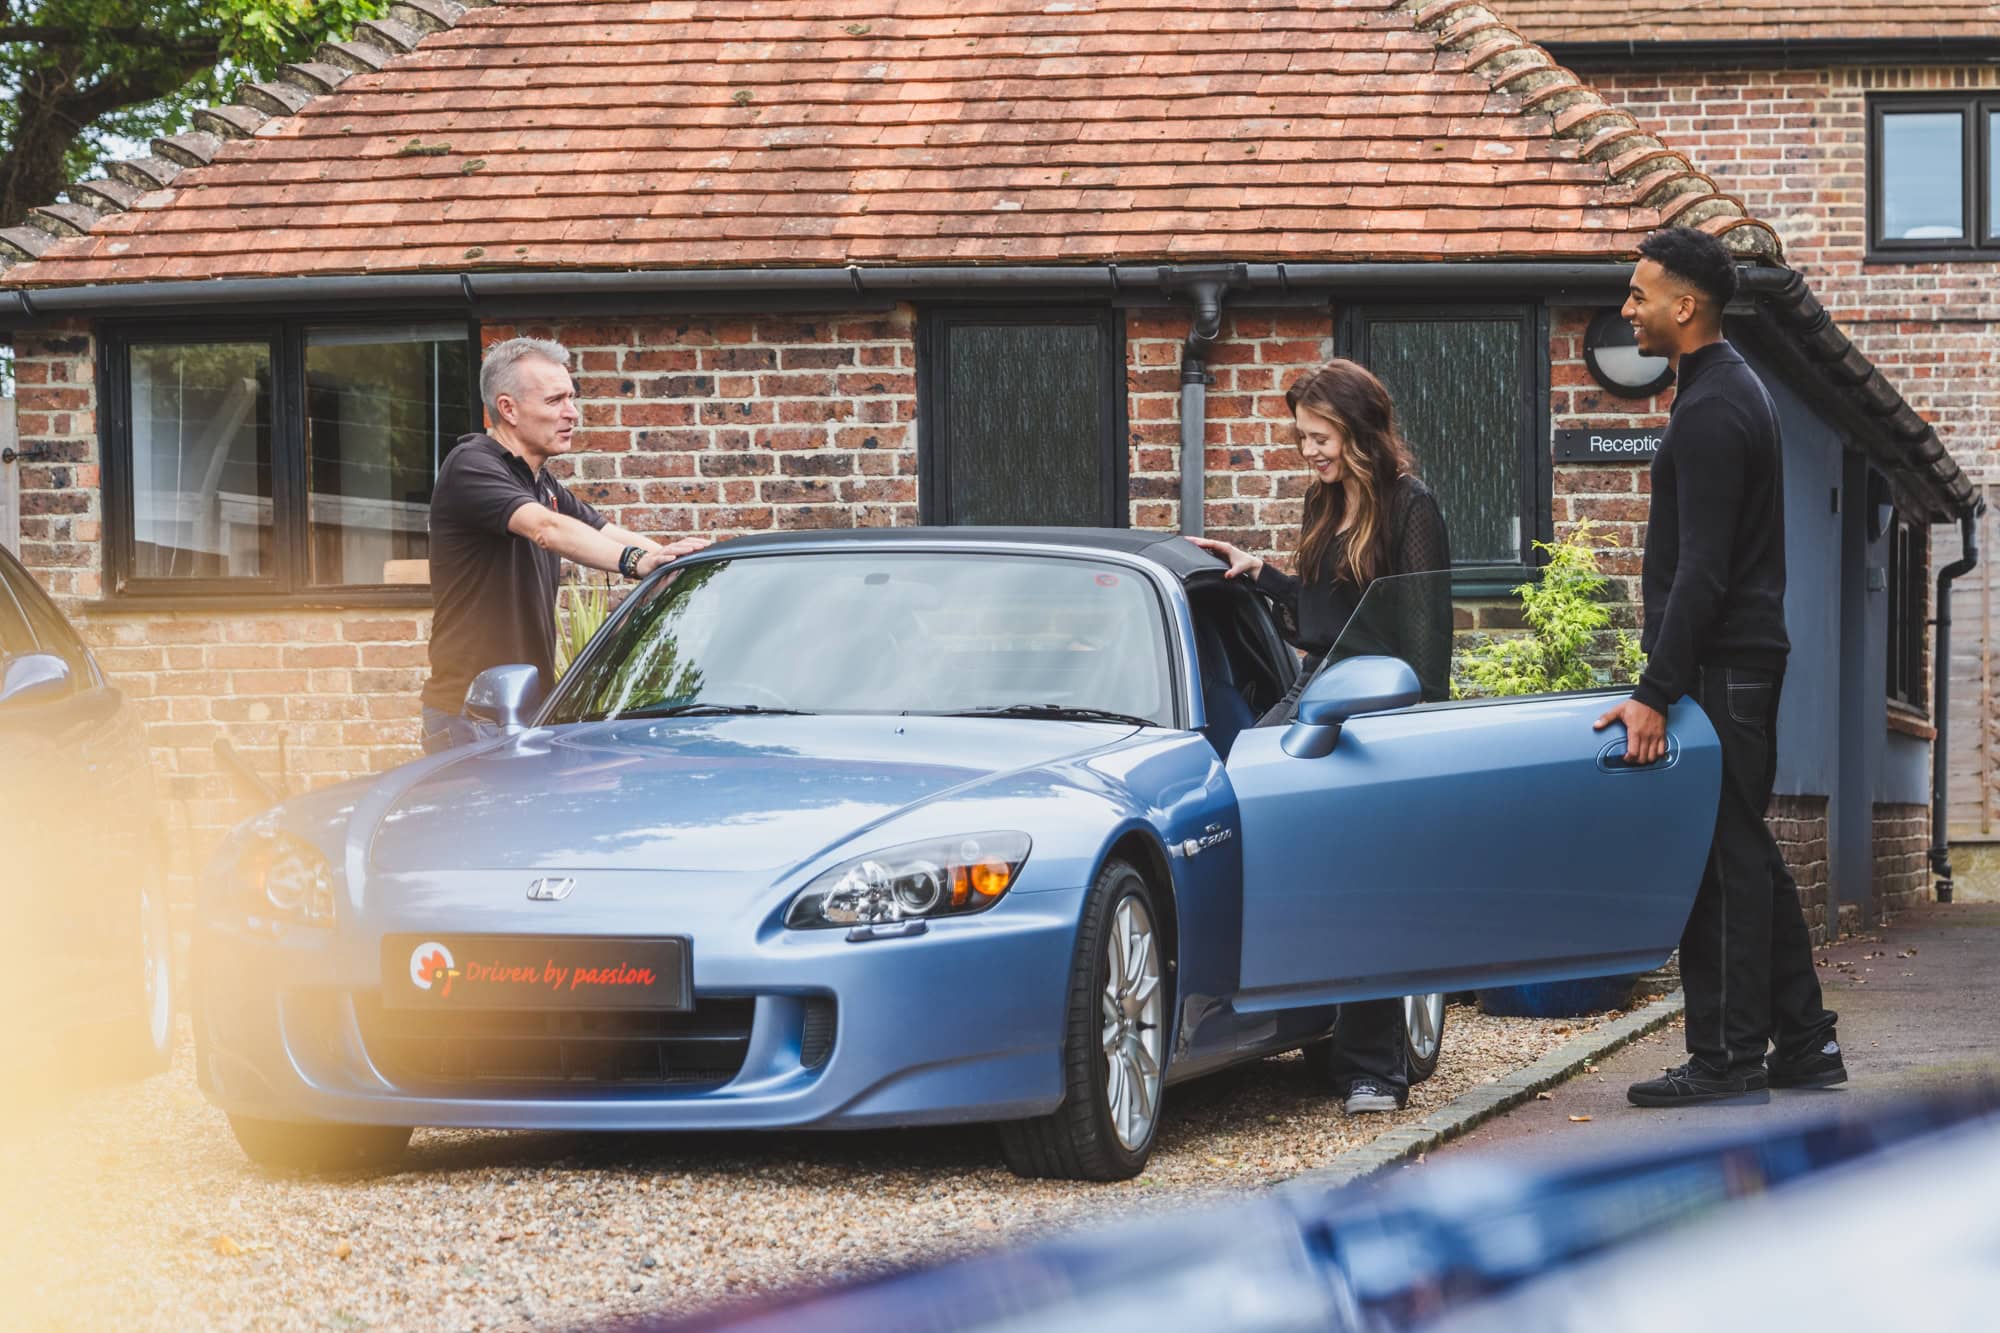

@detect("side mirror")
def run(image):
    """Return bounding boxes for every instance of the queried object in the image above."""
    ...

[1283,656,1420,758]
[0,653,73,709]
[464,664,544,732]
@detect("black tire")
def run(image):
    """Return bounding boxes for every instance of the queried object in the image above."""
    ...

[999,859,1166,1181]
[228,1115,413,1173]
[1300,993,1446,1086]
[98,869,175,1079]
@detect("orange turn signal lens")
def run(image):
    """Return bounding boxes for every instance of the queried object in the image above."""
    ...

[968,860,1012,898]
[950,866,970,908]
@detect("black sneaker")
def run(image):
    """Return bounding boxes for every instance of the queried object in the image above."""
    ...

[1767,1040,1848,1090]
[1626,1061,1770,1107]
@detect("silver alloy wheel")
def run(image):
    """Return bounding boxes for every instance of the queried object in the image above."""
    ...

[142,880,172,1053]
[1100,894,1164,1151]
[1405,992,1444,1065]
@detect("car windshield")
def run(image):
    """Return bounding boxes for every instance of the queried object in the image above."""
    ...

[542,551,1176,726]
[1316,568,1455,703]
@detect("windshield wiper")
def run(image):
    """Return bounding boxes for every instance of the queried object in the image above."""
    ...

[614,702,816,719]
[942,704,1156,727]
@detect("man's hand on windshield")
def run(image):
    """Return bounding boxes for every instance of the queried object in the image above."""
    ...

[1594,696,1667,765]
[1184,535,1263,580]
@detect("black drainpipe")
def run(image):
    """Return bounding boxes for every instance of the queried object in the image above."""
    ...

[1160,265,1245,537]
[1931,502,1984,903]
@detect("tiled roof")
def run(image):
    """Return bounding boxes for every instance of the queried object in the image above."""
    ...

[1499,0,2000,44]
[0,0,1782,286]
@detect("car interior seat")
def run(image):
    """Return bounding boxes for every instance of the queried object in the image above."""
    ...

[1192,615,1256,759]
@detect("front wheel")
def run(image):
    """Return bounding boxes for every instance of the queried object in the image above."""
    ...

[999,859,1166,1180]
[228,1116,412,1173]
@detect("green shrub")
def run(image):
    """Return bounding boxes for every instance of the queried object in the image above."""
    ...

[554,575,613,679]
[1452,520,1645,698]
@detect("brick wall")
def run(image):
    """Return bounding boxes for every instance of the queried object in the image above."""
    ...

[499,311,921,537]
[1872,801,1933,919]
[11,323,99,602]
[1587,64,2000,479]
[1770,794,1834,945]
[1127,308,1330,547]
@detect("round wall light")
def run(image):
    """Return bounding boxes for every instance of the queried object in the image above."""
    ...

[1584,308,1673,398]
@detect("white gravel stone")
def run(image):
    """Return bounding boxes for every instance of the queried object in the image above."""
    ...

[0,1006,1608,1329]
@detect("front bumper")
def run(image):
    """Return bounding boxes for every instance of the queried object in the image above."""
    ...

[194,883,1084,1132]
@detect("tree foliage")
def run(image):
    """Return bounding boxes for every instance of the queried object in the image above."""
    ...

[0,1,388,228]
[1452,520,1647,698]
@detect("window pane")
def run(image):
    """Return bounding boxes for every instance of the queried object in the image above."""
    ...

[944,322,1107,526]
[305,325,470,585]
[128,342,273,579]
[1881,111,1965,241]
[1365,318,1524,564]
[1989,110,2000,240]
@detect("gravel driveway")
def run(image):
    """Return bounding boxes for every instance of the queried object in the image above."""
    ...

[2,1007,1605,1331]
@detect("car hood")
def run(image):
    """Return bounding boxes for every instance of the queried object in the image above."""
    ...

[368,714,1139,873]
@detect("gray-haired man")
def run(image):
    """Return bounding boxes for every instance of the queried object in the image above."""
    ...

[418,337,708,753]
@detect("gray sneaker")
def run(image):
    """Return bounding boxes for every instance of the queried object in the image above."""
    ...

[1343,1079,1402,1114]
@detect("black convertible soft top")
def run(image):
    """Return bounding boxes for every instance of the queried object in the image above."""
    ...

[695,525,1222,582]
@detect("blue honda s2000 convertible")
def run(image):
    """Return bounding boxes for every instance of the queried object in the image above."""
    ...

[196,529,1721,1179]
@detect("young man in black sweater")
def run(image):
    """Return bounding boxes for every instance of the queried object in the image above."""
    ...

[1595,227,1845,1107]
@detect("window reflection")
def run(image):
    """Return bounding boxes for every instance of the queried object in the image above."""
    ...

[1881,111,1965,241]
[128,342,273,580]
[305,325,470,586]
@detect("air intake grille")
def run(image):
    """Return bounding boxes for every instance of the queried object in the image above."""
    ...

[357,997,754,1093]
[801,998,836,1069]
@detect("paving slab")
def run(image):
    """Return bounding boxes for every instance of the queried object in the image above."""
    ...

[1421,900,2000,1168]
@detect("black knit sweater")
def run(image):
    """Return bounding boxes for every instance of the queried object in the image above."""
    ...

[1633,340,1790,714]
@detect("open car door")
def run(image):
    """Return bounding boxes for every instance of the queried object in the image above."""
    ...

[1225,572,1722,1011]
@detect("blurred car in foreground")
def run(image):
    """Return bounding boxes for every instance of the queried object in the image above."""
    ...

[0,544,174,1086]
[650,1093,2000,1332]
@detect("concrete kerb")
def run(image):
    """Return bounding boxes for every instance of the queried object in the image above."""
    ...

[1278,988,1687,1194]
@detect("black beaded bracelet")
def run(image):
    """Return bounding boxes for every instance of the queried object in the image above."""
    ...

[618,546,642,579]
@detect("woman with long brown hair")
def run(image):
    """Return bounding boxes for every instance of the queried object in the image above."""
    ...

[1187,357,1451,1114]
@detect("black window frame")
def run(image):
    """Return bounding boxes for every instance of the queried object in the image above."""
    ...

[100,314,481,607]
[915,305,1128,528]
[1885,509,1928,712]
[1337,301,1551,596]
[1867,93,2000,263]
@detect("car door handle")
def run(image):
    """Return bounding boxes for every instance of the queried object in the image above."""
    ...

[1596,735,1680,772]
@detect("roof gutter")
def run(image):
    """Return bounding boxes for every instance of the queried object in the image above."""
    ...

[0,260,1639,324]
[1542,35,2000,72]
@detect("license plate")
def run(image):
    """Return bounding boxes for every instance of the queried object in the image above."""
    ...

[383,935,691,1011]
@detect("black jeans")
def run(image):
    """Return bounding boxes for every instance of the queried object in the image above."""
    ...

[1680,665,1837,1075]
[1324,996,1408,1097]
[1258,653,1407,1096]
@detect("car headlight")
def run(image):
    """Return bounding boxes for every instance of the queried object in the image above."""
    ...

[234,833,336,926]
[784,832,1031,929]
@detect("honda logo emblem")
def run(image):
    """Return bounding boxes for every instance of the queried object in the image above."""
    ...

[527,876,576,902]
